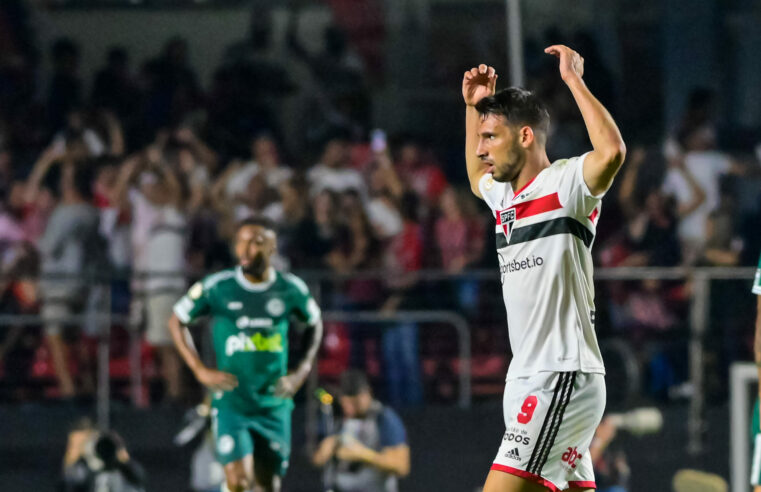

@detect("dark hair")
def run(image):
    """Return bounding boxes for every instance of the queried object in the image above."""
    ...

[94,431,125,469]
[71,165,95,200]
[475,87,550,140]
[340,369,371,396]
[236,216,276,233]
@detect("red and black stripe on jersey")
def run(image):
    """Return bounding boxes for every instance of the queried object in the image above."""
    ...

[495,192,596,249]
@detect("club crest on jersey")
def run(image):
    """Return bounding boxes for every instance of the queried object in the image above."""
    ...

[498,208,516,243]
[266,298,285,317]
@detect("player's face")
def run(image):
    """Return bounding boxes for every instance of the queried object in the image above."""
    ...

[477,114,527,183]
[234,224,276,277]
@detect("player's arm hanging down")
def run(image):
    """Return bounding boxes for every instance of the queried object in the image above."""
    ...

[168,313,238,391]
[545,45,626,196]
[274,319,324,398]
[463,64,498,198]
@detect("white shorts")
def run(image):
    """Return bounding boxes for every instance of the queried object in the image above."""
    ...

[492,371,605,491]
[145,292,181,346]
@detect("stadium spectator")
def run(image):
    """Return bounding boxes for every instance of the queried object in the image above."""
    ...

[380,192,424,406]
[434,186,485,315]
[287,18,370,141]
[308,134,366,198]
[276,178,332,270]
[312,369,410,492]
[112,149,187,403]
[91,47,140,127]
[47,38,82,134]
[224,133,293,199]
[61,418,146,492]
[38,161,103,398]
[392,136,447,211]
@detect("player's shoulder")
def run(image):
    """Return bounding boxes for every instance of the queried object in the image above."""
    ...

[200,268,237,291]
[279,271,312,296]
[548,153,586,174]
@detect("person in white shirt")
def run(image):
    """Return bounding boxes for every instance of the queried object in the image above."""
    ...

[307,135,366,199]
[463,45,626,492]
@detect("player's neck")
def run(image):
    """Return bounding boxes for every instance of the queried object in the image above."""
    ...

[242,268,270,284]
[511,151,551,194]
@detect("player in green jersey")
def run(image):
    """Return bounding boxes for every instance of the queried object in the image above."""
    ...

[168,217,323,492]
[751,252,761,491]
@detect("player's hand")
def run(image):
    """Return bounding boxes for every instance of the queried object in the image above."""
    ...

[274,372,304,399]
[544,45,584,83]
[194,366,238,391]
[462,64,497,107]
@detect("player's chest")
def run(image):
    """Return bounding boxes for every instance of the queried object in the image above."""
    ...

[216,289,293,329]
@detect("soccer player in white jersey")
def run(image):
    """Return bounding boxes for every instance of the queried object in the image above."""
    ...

[462,45,626,492]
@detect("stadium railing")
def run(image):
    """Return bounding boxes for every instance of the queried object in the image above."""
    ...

[0,266,755,456]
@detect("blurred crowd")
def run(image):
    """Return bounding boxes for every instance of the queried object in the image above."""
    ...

[0,3,759,405]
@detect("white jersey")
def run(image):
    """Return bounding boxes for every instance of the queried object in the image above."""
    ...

[478,153,605,379]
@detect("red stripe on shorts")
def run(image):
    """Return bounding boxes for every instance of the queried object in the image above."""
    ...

[569,481,597,489]
[490,464,561,492]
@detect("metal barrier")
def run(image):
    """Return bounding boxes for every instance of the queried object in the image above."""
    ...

[0,266,755,454]
[302,310,472,454]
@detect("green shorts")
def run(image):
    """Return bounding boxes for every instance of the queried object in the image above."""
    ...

[752,398,760,486]
[211,404,292,475]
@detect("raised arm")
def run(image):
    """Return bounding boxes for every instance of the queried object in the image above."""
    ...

[545,45,626,196]
[463,64,497,198]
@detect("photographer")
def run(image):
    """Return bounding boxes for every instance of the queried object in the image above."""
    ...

[61,418,145,492]
[312,370,410,492]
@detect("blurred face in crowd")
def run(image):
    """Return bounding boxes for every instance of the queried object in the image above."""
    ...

[439,187,461,219]
[339,389,373,418]
[313,190,336,225]
[234,224,276,278]
[139,171,171,206]
[399,142,421,165]
[243,174,268,209]
[95,164,118,193]
[253,135,279,167]
[476,114,528,183]
[279,181,303,219]
[322,139,350,168]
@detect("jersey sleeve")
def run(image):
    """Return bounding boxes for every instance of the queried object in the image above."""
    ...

[173,280,212,324]
[477,172,507,215]
[378,407,407,447]
[284,273,322,325]
[753,252,761,295]
[555,152,604,218]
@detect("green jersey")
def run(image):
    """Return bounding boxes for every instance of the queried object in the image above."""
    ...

[173,266,321,413]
